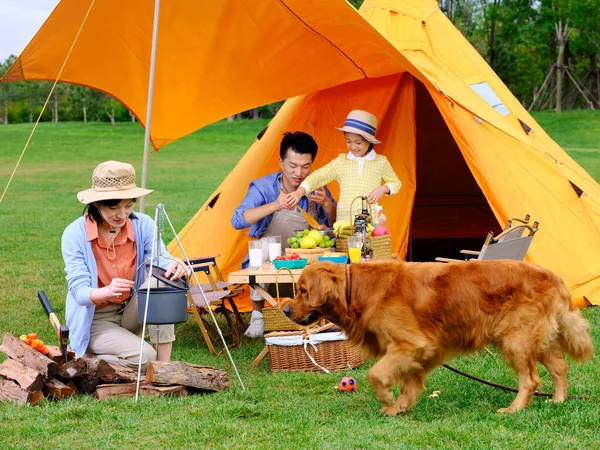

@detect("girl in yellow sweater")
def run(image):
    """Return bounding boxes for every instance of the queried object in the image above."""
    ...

[287,110,401,223]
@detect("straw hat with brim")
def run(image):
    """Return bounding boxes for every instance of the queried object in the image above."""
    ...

[335,109,381,144]
[77,161,153,204]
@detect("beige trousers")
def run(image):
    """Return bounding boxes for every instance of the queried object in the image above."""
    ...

[87,291,175,372]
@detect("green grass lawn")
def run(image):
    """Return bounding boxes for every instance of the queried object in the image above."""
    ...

[0,112,599,449]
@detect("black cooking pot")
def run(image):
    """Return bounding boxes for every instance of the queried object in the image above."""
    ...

[137,264,189,325]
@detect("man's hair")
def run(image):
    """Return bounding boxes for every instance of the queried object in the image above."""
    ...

[84,198,138,223]
[280,131,318,161]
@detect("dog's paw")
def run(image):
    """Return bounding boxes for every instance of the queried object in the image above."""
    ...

[379,405,406,416]
[496,406,517,414]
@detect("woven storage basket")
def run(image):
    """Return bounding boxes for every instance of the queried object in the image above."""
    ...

[336,234,392,259]
[263,267,307,332]
[265,324,365,373]
[335,196,392,259]
[285,247,326,264]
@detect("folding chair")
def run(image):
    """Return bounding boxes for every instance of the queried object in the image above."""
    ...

[186,254,246,355]
[436,215,539,263]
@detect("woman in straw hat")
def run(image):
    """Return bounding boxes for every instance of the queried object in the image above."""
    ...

[62,161,187,371]
[286,110,402,223]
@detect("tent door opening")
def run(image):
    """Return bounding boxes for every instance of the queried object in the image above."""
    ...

[407,80,500,262]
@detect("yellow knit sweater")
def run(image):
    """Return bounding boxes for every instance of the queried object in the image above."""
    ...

[301,152,402,223]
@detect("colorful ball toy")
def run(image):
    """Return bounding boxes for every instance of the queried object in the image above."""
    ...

[338,375,357,393]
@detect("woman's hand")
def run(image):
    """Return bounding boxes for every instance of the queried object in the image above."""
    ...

[367,185,389,204]
[285,190,304,209]
[164,257,189,281]
[92,278,134,304]
[306,187,329,206]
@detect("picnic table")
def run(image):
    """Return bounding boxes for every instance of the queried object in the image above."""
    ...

[227,263,304,307]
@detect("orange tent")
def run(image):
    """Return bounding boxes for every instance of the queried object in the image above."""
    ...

[4,0,599,306]
[173,0,600,306]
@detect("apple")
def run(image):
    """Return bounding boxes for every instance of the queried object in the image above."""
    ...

[371,225,389,237]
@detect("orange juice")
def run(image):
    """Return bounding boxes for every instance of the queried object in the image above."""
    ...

[348,247,362,263]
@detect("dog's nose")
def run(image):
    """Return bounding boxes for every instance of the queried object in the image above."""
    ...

[283,305,291,317]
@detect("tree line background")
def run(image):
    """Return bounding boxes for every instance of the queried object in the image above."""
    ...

[0,0,598,125]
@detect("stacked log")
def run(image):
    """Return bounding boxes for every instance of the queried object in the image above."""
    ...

[0,333,229,404]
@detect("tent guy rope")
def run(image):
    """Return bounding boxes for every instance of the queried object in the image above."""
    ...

[0,0,97,205]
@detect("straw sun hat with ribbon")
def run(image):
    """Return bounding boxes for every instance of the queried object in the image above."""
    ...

[335,109,381,144]
[77,161,153,204]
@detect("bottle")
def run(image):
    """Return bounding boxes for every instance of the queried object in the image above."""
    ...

[375,206,388,228]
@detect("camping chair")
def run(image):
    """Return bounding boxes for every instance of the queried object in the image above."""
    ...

[436,216,539,263]
[186,254,246,355]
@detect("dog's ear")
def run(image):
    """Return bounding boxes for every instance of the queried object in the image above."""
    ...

[306,266,341,308]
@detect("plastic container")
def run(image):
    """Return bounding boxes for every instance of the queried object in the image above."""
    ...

[273,258,308,270]
[318,254,348,264]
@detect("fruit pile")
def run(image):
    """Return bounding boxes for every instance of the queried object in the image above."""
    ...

[287,229,335,249]
[275,253,303,261]
[333,221,389,238]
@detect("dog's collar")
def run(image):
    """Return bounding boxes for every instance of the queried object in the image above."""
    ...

[346,264,351,305]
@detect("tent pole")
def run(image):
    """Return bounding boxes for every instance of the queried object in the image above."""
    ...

[140,0,161,214]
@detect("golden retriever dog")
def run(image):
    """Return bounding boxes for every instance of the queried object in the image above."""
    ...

[284,260,593,415]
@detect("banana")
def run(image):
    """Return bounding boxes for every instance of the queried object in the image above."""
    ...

[333,220,351,231]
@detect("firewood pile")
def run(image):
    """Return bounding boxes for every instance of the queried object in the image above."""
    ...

[0,333,230,405]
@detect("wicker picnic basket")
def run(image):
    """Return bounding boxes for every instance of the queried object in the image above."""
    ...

[335,196,392,259]
[336,234,392,259]
[262,267,307,332]
[265,323,365,373]
[284,247,327,264]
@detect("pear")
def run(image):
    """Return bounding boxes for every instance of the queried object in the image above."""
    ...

[299,236,317,249]
[307,229,323,245]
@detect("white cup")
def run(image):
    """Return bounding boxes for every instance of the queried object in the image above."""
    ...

[248,241,263,271]
[267,236,282,263]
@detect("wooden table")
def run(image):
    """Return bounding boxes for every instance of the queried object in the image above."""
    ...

[227,263,304,307]
[228,263,305,366]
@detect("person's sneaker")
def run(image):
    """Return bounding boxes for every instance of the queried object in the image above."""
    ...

[244,312,264,338]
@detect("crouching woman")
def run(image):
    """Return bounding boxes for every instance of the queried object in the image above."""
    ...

[62,161,187,371]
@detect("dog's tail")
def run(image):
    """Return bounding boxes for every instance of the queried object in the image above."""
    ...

[556,285,594,362]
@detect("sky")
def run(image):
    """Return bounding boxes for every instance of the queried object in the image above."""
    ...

[0,0,61,61]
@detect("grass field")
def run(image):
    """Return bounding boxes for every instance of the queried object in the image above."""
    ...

[1,112,599,449]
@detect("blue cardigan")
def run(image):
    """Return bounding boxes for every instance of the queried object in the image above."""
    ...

[62,213,172,356]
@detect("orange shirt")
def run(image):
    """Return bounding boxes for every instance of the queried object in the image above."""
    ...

[86,215,137,308]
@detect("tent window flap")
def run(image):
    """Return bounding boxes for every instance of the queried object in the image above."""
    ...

[470,82,510,116]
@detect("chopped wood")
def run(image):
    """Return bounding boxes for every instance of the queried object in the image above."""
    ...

[80,357,119,382]
[43,378,78,400]
[29,390,46,405]
[0,358,44,392]
[0,333,58,378]
[58,357,138,383]
[57,359,84,379]
[46,345,76,365]
[106,363,139,383]
[65,380,79,394]
[0,379,28,404]
[142,384,189,397]
[94,382,139,399]
[146,361,229,392]
[74,376,99,395]
[0,379,45,405]
[95,382,190,399]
